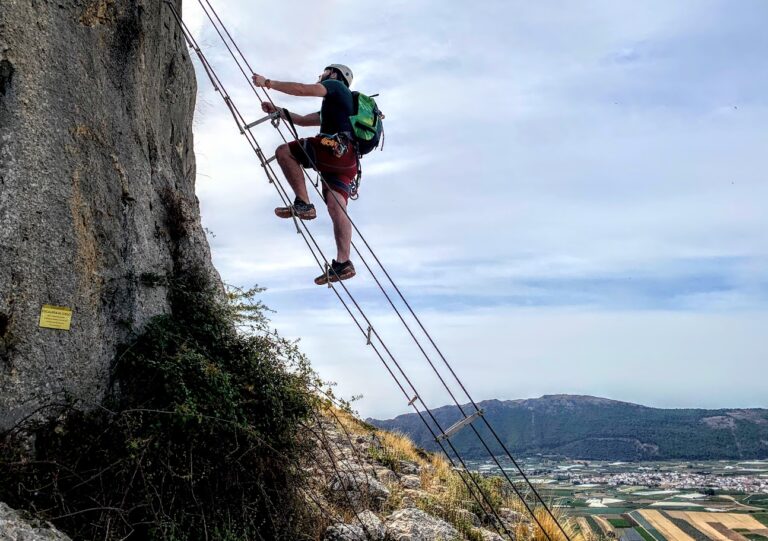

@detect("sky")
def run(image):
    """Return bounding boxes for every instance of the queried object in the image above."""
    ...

[181,0,768,419]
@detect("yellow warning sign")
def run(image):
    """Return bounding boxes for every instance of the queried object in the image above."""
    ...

[39,305,73,330]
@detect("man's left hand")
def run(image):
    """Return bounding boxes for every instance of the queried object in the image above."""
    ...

[252,73,268,87]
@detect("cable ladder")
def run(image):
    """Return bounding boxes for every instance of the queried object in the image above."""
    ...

[166,2,572,540]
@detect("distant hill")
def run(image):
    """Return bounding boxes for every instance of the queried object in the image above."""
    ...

[369,395,768,461]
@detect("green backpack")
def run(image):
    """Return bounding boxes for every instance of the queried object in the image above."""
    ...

[349,92,384,156]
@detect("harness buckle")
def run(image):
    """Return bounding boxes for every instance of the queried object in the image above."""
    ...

[320,135,348,158]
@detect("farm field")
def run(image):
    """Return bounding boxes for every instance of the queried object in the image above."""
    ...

[469,457,768,541]
[573,510,768,541]
[469,457,767,511]
[637,509,695,541]
[634,510,768,541]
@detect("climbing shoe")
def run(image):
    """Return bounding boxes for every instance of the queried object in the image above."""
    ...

[314,259,356,285]
[275,197,316,220]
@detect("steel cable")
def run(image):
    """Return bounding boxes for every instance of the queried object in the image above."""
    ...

[166,3,564,539]
[191,5,572,536]
[187,7,567,538]
[167,5,515,538]
[190,9,572,538]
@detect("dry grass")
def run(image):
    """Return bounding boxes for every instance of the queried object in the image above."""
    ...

[421,453,454,491]
[418,452,574,541]
[504,492,575,541]
[326,406,425,471]
[320,406,576,541]
[531,505,576,541]
[375,430,424,466]
[330,405,369,434]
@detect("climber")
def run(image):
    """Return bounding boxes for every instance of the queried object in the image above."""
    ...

[252,64,357,286]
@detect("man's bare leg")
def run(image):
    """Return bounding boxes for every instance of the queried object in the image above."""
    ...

[275,143,310,203]
[326,190,352,262]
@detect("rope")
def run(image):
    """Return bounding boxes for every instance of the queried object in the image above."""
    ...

[166,3,569,540]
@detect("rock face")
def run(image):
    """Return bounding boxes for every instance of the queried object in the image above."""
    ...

[323,512,385,541]
[0,0,217,429]
[384,508,460,541]
[328,470,391,509]
[0,502,72,540]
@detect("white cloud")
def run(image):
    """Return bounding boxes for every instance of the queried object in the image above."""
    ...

[180,0,768,417]
[267,304,768,419]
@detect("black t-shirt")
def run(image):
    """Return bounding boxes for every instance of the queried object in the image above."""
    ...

[319,79,353,135]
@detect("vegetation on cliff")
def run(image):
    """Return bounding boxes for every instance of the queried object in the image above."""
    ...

[0,269,577,540]
[0,271,320,540]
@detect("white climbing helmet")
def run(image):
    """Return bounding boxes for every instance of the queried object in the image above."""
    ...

[325,63,353,87]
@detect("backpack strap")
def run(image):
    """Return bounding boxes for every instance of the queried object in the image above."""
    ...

[282,108,300,140]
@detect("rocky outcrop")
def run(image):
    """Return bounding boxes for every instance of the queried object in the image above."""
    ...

[309,414,477,539]
[357,511,386,540]
[384,508,460,541]
[399,474,422,489]
[0,502,71,540]
[306,410,552,540]
[324,523,368,541]
[0,0,218,429]
[323,511,385,541]
[475,529,506,541]
[329,470,391,509]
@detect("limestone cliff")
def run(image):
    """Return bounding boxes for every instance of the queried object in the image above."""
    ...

[0,0,218,429]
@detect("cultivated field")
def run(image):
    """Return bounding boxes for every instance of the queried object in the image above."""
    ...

[669,511,768,541]
[637,510,695,541]
[577,517,599,541]
[472,456,768,541]
[635,510,768,541]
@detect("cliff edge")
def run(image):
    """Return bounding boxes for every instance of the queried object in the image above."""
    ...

[0,0,218,429]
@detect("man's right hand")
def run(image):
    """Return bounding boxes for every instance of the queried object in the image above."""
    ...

[261,102,278,114]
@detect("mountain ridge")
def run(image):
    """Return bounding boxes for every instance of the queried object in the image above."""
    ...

[369,394,768,461]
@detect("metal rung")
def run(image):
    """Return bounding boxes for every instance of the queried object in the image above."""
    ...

[243,112,280,132]
[259,154,276,167]
[365,326,372,345]
[407,395,418,406]
[256,149,277,169]
[436,409,484,441]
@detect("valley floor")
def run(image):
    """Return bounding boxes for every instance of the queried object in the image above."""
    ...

[465,457,768,541]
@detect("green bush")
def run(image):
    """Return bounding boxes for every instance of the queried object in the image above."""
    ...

[0,270,320,540]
